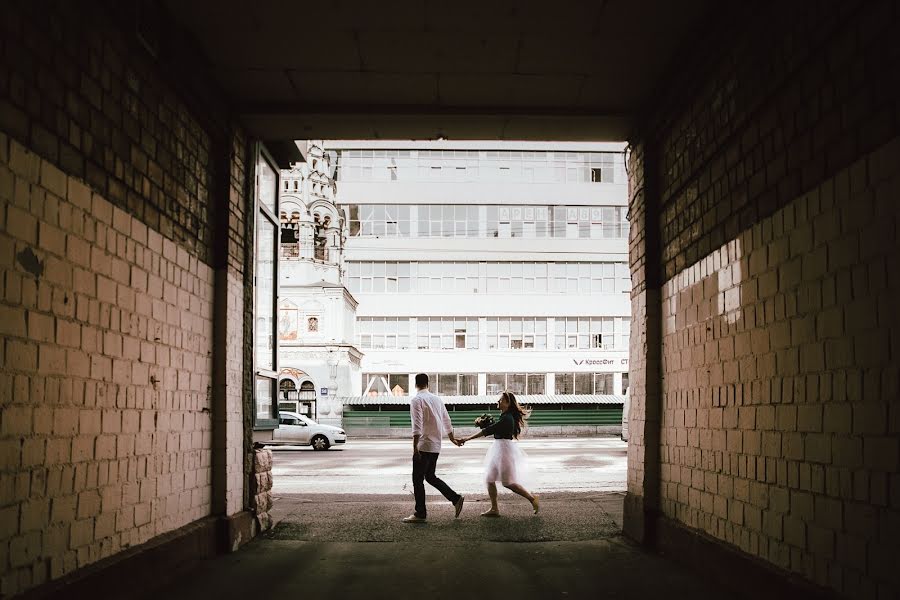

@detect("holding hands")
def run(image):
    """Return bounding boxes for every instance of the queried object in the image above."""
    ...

[450,413,495,448]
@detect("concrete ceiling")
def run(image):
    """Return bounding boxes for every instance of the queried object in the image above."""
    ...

[164,0,714,141]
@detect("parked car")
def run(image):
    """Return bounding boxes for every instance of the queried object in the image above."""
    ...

[265,411,347,450]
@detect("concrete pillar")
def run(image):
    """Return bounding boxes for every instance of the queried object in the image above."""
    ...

[622,142,662,545]
[211,131,253,547]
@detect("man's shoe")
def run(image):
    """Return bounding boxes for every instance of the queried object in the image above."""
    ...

[454,496,465,518]
[480,509,500,517]
[402,514,426,524]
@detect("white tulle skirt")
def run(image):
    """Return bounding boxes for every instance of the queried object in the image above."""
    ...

[483,439,532,488]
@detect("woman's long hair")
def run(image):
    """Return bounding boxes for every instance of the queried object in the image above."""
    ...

[501,391,531,439]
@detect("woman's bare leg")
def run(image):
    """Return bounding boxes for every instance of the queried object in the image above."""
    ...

[504,483,539,513]
[488,483,499,510]
[481,483,500,515]
[503,483,534,503]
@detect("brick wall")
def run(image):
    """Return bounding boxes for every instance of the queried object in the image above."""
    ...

[659,143,899,594]
[627,0,900,596]
[653,1,898,280]
[0,2,223,265]
[0,1,251,595]
[0,137,215,594]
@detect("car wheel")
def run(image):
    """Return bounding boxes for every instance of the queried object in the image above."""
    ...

[311,435,330,451]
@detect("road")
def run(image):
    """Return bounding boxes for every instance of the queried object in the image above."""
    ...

[270,437,627,495]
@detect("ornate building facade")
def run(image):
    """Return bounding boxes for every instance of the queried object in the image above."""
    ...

[277,141,362,426]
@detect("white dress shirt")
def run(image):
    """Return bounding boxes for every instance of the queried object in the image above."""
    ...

[410,389,453,453]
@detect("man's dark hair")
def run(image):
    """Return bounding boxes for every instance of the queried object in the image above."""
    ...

[415,373,429,389]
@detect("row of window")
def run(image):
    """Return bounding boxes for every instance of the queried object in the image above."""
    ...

[338,150,620,161]
[334,150,625,184]
[362,372,628,397]
[346,204,629,239]
[356,317,630,351]
[346,261,631,295]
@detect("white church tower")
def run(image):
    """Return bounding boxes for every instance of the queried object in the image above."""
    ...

[277,141,362,426]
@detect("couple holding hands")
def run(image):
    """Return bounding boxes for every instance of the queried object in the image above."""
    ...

[403,373,539,523]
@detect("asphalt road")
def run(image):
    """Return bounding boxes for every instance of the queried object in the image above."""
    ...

[270,436,627,495]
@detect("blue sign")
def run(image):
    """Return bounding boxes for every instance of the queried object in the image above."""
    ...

[320,388,328,396]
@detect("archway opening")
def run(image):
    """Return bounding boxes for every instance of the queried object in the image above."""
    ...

[267,139,632,531]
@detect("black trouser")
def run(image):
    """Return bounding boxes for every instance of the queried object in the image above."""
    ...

[412,451,460,518]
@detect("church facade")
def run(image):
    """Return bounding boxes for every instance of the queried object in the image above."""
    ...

[276,142,362,427]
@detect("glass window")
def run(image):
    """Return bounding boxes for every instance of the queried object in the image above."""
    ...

[363,373,391,395]
[256,225,276,367]
[257,157,277,213]
[439,373,458,395]
[527,373,545,394]
[256,377,274,420]
[556,373,574,394]
[507,373,526,394]
[254,147,280,428]
[594,373,613,395]
[574,373,593,394]
[459,373,478,396]
[486,373,505,395]
[389,374,409,396]
[345,261,629,295]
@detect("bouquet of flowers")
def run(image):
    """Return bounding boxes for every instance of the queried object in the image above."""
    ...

[474,413,495,429]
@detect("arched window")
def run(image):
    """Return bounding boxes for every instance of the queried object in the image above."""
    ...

[312,212,328,261]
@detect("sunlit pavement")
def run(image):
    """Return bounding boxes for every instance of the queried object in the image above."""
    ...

[269,436,627,495]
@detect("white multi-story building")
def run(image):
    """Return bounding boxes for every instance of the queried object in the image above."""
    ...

[326,141,631,428]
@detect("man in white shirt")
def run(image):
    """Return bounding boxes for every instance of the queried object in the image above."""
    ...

[402,373,465,523]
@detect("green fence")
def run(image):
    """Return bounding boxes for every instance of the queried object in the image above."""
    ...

[342,407,623,429]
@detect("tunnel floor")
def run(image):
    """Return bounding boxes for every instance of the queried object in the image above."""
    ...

[141,492,749,600]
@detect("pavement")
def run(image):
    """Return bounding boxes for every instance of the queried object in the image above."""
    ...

[143,492,746,600]
[270,437,629,494]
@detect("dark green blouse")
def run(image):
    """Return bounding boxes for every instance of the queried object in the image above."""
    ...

[481,412,517,439]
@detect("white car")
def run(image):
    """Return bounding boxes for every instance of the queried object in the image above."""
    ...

[266,411,347,450]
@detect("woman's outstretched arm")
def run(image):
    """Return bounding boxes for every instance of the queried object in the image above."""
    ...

[459,429,486,444]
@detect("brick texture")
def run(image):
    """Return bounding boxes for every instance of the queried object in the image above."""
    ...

[627,0,900,597]
[0,1,218,264]
[0,139,216,594]
[0,1,251,595]
[657,149,900,594]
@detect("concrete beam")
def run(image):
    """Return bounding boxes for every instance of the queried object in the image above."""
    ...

[239,110,632,142]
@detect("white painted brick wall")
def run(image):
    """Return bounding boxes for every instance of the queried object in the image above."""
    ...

[658,136,900,592]
[0,139,215,591]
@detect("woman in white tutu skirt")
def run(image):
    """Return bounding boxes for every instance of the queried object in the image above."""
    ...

[459,391,539,517]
